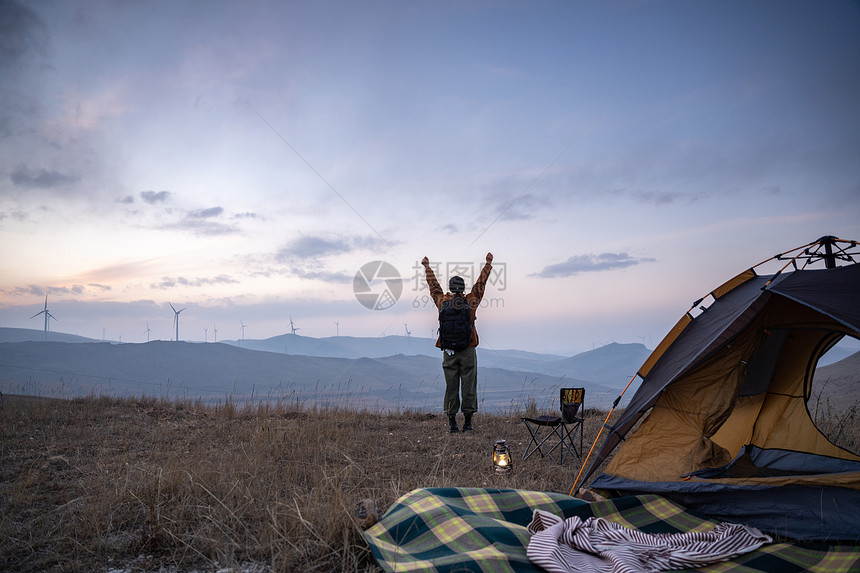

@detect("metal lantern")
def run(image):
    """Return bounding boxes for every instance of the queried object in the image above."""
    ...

[493,439,512,474]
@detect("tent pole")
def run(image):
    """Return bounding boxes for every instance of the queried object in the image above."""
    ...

[751,238,818,271]
[568,373,639,497]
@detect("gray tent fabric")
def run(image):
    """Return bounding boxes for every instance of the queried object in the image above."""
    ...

[738,329,788,397]
[593,446,860,541]
[767,262,860,332]
[589,473,860,541]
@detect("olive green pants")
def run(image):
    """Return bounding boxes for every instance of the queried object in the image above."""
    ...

[442,346,477,417]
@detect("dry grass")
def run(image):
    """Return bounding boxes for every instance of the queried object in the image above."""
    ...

[4,393,857,572]
[811,380,860,453]
[0,395,606,572]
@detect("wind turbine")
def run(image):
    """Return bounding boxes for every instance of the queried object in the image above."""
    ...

[169,303,186,342]
[213,323,217,343]
[30,294,57,341]
[240,320,246,346]
[203,327,208,343]
[405,323,412,352]
[334,321,339,337]
[144,321,152,342]
[289,317,300,335]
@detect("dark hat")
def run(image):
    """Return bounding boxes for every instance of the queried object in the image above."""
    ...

[448,276,465,293]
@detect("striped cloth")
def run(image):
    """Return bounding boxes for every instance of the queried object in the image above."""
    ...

[362,488,860,573]
[527,510,771,573]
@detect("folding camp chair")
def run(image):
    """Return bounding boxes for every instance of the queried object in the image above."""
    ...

[521,388,585,465]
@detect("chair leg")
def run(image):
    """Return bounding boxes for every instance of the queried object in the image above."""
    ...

[557,421,583,465]
[539,426,563,465]
[522,421,547,461]
[578,420,583,458]
[522,420,563,464]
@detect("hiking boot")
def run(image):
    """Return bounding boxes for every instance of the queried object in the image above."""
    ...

[463,414,474,432]
[448,416,459,433]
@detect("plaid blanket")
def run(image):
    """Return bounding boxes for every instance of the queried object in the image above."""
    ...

[362,488,860,573]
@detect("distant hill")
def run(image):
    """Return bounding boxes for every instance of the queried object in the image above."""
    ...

[818,344,858,367]
[224,333,439,358]
[539,343,652,389]
[223,333,569,364]
[1,327,856,413]
[0,327,99,344]
[811,350,860,414]
[0,340,610,412]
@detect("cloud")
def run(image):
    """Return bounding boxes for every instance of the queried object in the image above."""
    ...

[0,283,115,298]
[69,259,160,284]
[0,209,29,222]
[534,252,657,278]
[0,284,44,297]
[0,284,91,298]
[275,234,394,263]
[277,236,350,261]
[156,206,241,236]
[0,1,49,139]
[0,0,48,67]
[47,284,85,295]
[187,206,223,218]
[140,190,171,204]
[0,0,50,156]
[287,267,353,283]
[0,0,49,139]
[267,234,391,283]
[618,188,707,206]
[150,274,240,290]
[167,219,238,236]
[9,165,80,188]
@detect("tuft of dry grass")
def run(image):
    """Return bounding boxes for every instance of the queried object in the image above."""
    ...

[0,395,605,572]
[811,379,860,453]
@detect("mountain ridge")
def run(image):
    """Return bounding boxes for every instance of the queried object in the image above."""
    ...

[2,328,855,413]
[0,328,642,410]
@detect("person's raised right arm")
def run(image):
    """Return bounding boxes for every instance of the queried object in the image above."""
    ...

[422,256,444,309]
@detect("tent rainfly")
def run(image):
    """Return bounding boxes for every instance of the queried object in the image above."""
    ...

[579,236,860,542]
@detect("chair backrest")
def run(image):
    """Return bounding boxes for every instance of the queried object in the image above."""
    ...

[559,387,584,423]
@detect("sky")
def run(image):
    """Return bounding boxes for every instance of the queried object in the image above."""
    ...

[1,0,859,355]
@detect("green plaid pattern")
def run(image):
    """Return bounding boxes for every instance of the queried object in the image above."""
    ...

[363,489,860,573]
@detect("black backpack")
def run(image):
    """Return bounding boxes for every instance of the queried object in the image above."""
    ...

[438,293,472,351]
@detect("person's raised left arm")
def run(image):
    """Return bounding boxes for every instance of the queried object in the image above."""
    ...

[470,252,494,305]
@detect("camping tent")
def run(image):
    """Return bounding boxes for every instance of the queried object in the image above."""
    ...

[580,236,860,541]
